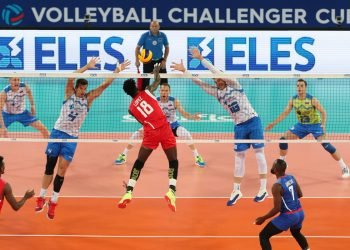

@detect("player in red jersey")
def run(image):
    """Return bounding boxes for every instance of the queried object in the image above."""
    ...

[118,64,178,212]
[0,155,34,214]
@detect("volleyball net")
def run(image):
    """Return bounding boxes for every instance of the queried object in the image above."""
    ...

[1,72,349,143]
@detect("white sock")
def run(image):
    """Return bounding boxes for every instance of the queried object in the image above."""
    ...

[122,148,129,156]
[51,191,59,203]
[260,178,267,190]
[338,158,347,169]
[279,155,286,160]
[39,188,47,198]
[234,183,241,191]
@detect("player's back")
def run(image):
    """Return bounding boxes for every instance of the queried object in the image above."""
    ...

[129,90,167,130]
[276,175,302,213]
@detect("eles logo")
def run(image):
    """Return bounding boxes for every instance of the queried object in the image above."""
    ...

[0,37,24,70]
[1,4,24,26]
[187,37,214,70]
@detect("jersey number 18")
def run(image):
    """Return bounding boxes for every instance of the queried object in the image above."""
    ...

[137,100,154,118]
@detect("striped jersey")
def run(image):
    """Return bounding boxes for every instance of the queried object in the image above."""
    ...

[292,94,321,124]
[156,96,177,124]
[276,175,302,213]
[2,83,27,114]
[54,94,89,137]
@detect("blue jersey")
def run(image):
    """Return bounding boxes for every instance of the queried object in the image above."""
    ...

[276,175,301,213]
[137,31,169,60]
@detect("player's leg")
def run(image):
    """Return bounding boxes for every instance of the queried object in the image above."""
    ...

[115,128,143,165]
[279,130,299,160]
[161,124,178,211]
[118,146,153,208]
[316,133,350,178]
[259,222,283,250]
[29,120,49,138]
[290,211,310,250]
[176,126,205,167]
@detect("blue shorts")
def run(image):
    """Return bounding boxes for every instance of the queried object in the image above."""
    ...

[289,123,324,139]
[272,210,304,231]
[45,129,78,162]
[170,121,181,136]
[234,116,264,152]
[2,110,38,128]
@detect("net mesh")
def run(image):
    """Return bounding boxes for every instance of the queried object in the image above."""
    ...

[1,73,349,143]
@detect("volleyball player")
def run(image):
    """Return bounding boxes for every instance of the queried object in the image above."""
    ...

[265,79,350,178]
[115,82,206,167]
[118,64,178,212]
[255,159,310,250]
[35,58,131,220]
[0,77,49,138]
[170,48,268,206]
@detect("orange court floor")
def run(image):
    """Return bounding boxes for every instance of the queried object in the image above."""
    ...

[1,142,350,250]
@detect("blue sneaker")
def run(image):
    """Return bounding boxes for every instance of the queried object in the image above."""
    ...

[227,190,243,206]
[254,189,268,202]
[115,153,126,165]
[195,155,206,167]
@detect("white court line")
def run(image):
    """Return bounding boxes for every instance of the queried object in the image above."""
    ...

[17,196,350,199]
[0,234,349,239]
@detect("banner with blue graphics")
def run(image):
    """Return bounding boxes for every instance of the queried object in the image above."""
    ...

[1,30,350,73]
[0,0,349,29]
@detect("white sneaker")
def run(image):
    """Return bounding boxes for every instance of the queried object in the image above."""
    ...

[254,189,268,202]
[226,190,243,206]
[342,166,350,178]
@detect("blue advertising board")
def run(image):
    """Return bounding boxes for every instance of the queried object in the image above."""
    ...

[0,0,349,29]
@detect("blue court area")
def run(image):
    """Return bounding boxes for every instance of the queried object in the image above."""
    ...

[1,77,349,138]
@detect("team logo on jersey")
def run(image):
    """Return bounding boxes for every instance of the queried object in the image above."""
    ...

[1,4,24,26]
[187,37,214,70]
[0,37,24,70]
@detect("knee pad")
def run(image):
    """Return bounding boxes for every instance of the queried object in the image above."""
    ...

[321,143,336,154]
[45,156,58,175]
[234,151,246,177]
[176,126,193,141]
[254,148,267,174]
[279,137,288,150]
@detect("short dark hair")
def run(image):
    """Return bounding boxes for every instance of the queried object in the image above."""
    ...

[272,159,287,174]
[123,79,138,97]
[297,78,307,87]
[160,82,171,89]
[0,156,3,168]
[75,78,88,88]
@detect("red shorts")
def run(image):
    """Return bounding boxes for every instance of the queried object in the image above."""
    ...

[142,123,176,150]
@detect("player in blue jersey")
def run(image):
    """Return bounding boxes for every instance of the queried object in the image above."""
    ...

[266,79,349,178]
[135,20,169,85]
[0,77,49,138]
[34,57,131,220]
[255,159,310,250]
[171,48,268,206]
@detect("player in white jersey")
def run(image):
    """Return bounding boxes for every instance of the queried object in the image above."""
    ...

[115,82,206,167]
[170,48,268,206]
[0,78,49,138]
[35,57,131,220]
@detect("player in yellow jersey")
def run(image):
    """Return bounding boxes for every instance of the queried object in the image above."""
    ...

[266,79,349,178]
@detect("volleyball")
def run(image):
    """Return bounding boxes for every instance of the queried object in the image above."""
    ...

[138,49,153,64]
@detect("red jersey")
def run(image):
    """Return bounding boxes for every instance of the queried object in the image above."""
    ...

[0,178,6,213]
[129,90,167,130]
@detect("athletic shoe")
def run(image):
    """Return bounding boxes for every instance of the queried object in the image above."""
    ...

[342,166,350,178]
[118,191,132,208]
[115,153,127,165]
[254,189,268,202]
[195,155,206,167]
[47,201,57,220]
[164,189,176,212]
[35,197,46,213]
[227,190,243,206]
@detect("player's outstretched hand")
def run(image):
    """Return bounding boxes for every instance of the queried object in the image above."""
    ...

[170,60,186,72]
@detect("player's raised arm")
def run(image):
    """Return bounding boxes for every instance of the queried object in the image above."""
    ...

[147,63,161,94]
[4,183,35,211]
